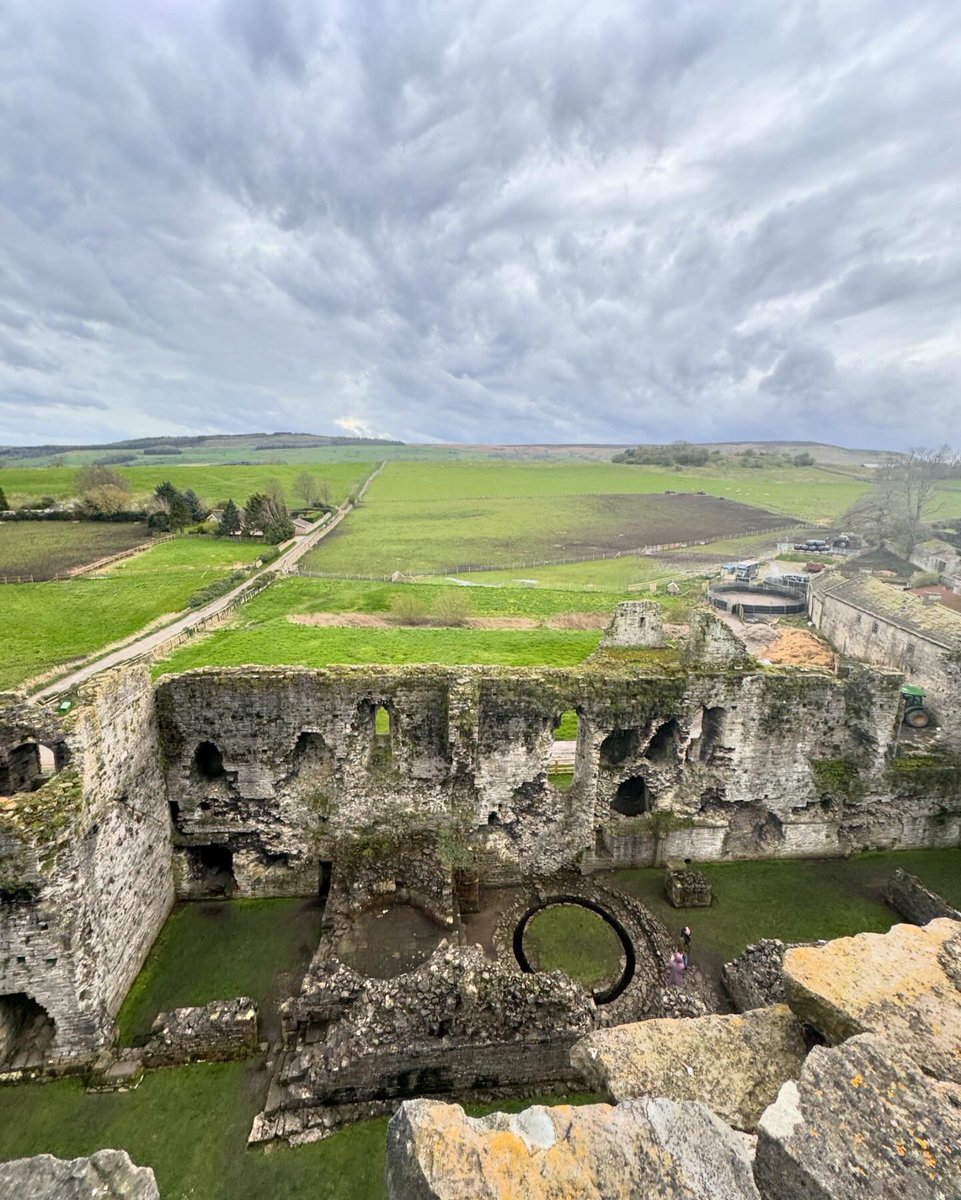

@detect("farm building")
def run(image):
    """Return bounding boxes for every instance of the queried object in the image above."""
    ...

[909,537,961,592]
[810,572,961,745]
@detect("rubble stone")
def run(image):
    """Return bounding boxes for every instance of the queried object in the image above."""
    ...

[141,997,258,1067]
[0,1149,159,1199]
[883,868,961,926]
[570,1005,807,1131]
[664,866,712,907]
[600,601,665,648]
[386,1096,761,1200]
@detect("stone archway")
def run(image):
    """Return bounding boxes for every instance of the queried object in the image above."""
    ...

[0,993,55,1071]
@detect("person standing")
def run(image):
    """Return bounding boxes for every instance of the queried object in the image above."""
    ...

[669,950,687,987]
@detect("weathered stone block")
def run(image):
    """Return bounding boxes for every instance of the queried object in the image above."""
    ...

[883,867,961,926]
[570,1005,807,1131]
[386,1096,760,1199]
[141,997,258,1067]
[664,866,712,907]
[684,610,749,666]
[0,1149,159,1198]
[755,1034,961,1200]
[783,918,961,1083]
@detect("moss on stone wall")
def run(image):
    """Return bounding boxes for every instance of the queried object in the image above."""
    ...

[810,757,864,800]
[886,755,961,797]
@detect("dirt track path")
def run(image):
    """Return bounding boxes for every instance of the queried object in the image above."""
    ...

[31,463,385,702]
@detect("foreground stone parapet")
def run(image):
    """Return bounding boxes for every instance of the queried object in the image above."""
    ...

[386,1097,760,1200]
[570,1005,807,1131]
[755,1034,961,1200]
[783,918,961,1083]
[141,996,258,1067]
[0,1149,159,1198]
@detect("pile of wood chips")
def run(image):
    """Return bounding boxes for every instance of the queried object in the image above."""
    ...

[762,627,836,670]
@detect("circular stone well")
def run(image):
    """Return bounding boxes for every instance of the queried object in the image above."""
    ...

[518,900,629,1001]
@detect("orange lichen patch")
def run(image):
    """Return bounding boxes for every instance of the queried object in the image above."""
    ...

[850,1074,864,1087]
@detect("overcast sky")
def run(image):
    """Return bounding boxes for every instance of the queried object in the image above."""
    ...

[1,1,959,449]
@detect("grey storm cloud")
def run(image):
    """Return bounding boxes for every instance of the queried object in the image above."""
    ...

[0,0,959,448]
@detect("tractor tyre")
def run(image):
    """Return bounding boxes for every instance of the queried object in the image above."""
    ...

[905,708,931,729]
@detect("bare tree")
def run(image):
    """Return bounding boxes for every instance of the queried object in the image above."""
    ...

[264,476,286,506]
[882,446,956,553]
[293,471,319,507]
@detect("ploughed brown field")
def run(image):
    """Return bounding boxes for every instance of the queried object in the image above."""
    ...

[0,521,150,581]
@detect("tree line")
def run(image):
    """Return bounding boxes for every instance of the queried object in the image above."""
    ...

[0,466,334,546]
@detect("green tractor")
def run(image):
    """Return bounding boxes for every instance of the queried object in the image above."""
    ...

[901,684,933,729]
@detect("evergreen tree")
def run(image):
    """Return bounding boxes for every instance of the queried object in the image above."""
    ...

[0,485,7,511]
[242,493,268,535]
[216,498,241,537]
[183,488,208,521]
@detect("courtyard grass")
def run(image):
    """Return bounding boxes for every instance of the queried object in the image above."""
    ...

[0,1071,598,1200]
[610,846,961,967]
[0,537,270,690]
[117,898,324,1045]
[0,521,150,579]
[523,905,625,989]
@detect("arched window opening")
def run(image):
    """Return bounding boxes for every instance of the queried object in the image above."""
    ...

[699,707,726,763]
[612,776,652,817]
[185,844,235,896]
[291,731,328,777]
[369,704,393,769]
[646,719,679,762]
[0,993,56,1071]
[553,710,579,741]
[600,729,634,767]
[194,741,226,780]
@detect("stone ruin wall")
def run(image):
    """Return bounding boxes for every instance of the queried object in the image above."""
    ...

[0,668,173,1068]
[155,658,953,900]
[3,648,961,1073]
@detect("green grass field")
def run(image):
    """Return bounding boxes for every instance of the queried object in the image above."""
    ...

[0,537,266,689]
[118,899,324,1045]
[155,624,601,676]
[299,460,880,579]
[611,847,961,967]
[523,905,624,989]
[0,521,150,579]
[150,576,629,675]
[0,461,374,508]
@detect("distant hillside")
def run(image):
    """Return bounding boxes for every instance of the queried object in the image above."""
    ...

[0,431,403,461]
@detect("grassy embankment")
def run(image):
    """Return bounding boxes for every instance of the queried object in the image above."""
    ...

[0,521,150,579]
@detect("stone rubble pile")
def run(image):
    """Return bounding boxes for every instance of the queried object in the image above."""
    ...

[141,996,259,1067]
